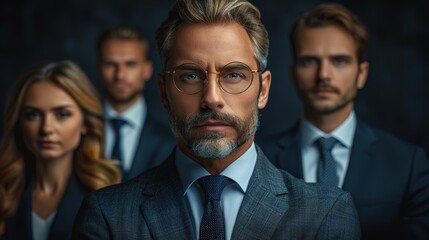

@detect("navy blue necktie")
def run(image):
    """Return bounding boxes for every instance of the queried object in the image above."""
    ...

[316,137,339,186]
[197,175,232,240]
[110,118,127,173]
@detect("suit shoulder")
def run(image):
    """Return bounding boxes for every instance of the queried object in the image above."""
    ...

[257,127,297,156]
[259,128,295,144]
[363,123,422,153]
[278,168,351,203]
[367,123,408,143]
[145,115,173,135]
[89,163,166,201]
[89,177,140,200]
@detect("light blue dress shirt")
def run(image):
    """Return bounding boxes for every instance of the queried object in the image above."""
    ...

[104,98,147,171]
[176,143,257,240]
[32,211,56,240]
[300,111,356,188]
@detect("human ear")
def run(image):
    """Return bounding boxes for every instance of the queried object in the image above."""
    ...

[142,60,154,82]
[257,70,271,109]
[357,61,369,89]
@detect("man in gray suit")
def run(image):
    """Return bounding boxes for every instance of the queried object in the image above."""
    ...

[73,0,361,239]
[97,26,174,181]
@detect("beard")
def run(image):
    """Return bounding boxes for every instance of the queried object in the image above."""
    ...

[301,76,359,115]
[104,86,142,105]
[169,106,259,159]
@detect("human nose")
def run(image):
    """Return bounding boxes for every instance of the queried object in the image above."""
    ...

[318,60,332,81]
[115,64,126,80]
[200,72,224,110]
[40,115,54,136]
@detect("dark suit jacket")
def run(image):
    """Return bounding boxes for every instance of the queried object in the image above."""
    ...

[421,141,429,159]
[259,120,429,240]
[5,171,88,240]
[119,115,175,181]
[73,145,361,240]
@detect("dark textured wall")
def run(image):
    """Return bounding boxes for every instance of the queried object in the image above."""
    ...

[1,0,428,150]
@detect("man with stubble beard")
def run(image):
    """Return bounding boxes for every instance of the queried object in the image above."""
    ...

[260,3,429,239]
[97,26,174,181]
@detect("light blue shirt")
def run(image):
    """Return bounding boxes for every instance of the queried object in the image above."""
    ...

[104,98,147,171]
[176,143,257,240]
[300,111,356,188]
[32,211,56,240]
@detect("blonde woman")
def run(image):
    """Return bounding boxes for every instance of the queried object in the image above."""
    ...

[0,60,120,240]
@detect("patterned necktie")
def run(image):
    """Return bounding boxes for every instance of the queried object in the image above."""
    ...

[110,118,127,173]
[197,175,232,240]
[316,137,339,186]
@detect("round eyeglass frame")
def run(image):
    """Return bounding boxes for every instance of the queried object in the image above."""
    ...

[165,61,260,95]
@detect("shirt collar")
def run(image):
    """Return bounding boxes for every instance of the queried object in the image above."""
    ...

[300,111,356,148]
[176,142,257,196]
[104,98,147,128]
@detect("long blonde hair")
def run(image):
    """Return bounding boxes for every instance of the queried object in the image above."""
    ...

[0,60,120,234]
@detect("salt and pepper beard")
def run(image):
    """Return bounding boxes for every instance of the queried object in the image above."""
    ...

[169,104,259,159]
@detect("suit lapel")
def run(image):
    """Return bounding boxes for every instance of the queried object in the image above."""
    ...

[342,121,376,202]
[128,117,156,179]
[49,171,88,240]
[276,123,304,178]
[232,146,289,239]
[5,179,33,240]
[139,153,196,240]
[5,172,87,240]
[127,117,174,180]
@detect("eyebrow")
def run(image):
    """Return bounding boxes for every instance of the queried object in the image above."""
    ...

[297,54,355,62]
[330,54,353,58]
[298,53,353,58]
[22,104,77,111]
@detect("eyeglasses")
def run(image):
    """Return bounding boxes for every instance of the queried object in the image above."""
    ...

[165,62,260,95]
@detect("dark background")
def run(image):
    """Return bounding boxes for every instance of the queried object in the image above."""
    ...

[1,0,428,151]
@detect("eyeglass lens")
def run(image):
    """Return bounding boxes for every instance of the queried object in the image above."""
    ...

[172,62,254,94]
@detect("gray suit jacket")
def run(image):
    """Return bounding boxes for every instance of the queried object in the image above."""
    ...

[73,145,361,239]
[259,120,429,240]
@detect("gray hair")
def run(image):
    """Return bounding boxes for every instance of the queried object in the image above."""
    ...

[156,0,269,70]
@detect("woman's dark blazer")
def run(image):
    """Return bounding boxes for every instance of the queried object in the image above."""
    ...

[5,171,88,240]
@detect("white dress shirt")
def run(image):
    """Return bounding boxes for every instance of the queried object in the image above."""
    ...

[300,111,356,188]
[176,143,257,240]
[104,98,147,172]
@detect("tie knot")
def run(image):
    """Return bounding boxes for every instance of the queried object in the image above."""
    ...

[197,175,232,201]
[111,118,127,131]
[316,137,337,152]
